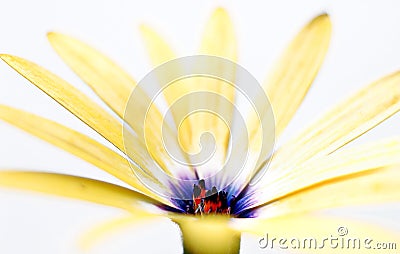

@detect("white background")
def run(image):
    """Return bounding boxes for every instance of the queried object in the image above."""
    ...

[0,0,399,253]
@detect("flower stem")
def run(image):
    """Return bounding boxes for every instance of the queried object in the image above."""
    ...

[175,217,241,254]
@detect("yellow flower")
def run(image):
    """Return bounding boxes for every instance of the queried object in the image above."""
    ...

[1,7,400,254]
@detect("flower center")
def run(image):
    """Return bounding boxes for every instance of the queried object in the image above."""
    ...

[184,179,233,215]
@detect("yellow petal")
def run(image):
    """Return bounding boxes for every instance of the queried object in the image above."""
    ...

[248,14,331,181]
[254,165,400,219]
[79,214,160,250]
[255,138,400,206]
[140,9,239,173]
[139,24,176,66]
[200,7,237,60]
[196,7,237,164]
[163,8,239,176]
[140,24,227,174]
[0,171,158,212]
[264,70,400,183]
[237,214,400,254]
[0,105,172,205]
[46,33,180,175]
[47,32,135,119]
[263,13,331,137]
[139,25,195,157]
[0,54,124,151]
[0,54,163,180]
[138,24,183,118]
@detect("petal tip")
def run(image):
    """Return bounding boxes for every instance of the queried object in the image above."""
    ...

[214,6,228,13]
[0,54,19,66]
[313,12,332,25]
[138,23,155,37]
[46,31,57,40]
[212,6,230,18]
[46,31,68,44]
[138,23,148,32]
[317,12,329,17]
[0,53,12,61]
[306,12,332,35]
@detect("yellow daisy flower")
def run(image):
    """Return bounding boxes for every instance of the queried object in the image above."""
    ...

[1,7,400,254]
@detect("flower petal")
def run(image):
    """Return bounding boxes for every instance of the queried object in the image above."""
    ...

[47,32,173,162]
[140,24,203,175]
[0,54,167,179]
[236,214,400,254]
[0,54,124,150]
[259,71,400,184]
[253,165,400,219]
[140,22,237,176]
[47,33,185,176]
[251,138,400,209]
[140,8,238,173]
[261,13,331,137]
[139,25,198,169]
[47,32,135,119]
[199,7,237,60]
[0,171,158,212]
[196,7,237,166]
[247,14,331,182]
[0,105,173,205]
[139,24,176,67]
